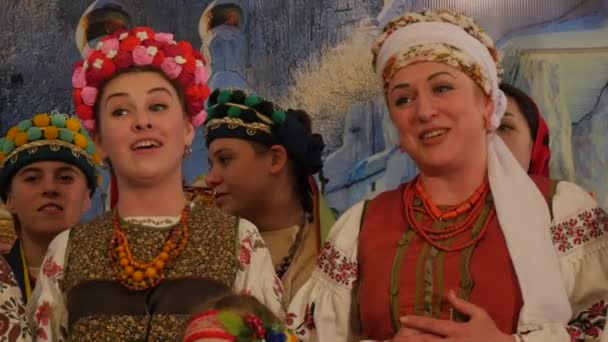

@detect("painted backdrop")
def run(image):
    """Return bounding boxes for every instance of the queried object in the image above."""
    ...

[0,0,606,221]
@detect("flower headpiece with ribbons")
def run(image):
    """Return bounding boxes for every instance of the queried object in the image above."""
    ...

[183,310,298,342]
[0,112,101,201]
[72,26,211,132]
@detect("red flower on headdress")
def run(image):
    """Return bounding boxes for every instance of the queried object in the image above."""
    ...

[120,36,141,52]
[87,51,106,66]
[177,41,194,57]
[76,104,94,121]
[143,39,165,50]
[163,44,182,58]
[98,58,117,79]
[114,50,134,69]
[73,89,83,106]
[183,57,197,74]
[85,68,105,88]
[177,70,195,88]
[188,101,203,116]
[152,50,166,68]
[186,85,210,102]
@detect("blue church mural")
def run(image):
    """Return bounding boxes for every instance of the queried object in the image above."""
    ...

[0,0,606,221]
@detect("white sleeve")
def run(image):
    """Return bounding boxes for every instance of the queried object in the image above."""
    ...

[232,219,285,320]
[27,230,70,342]
[287,202,365,342]
[519,181,608,342]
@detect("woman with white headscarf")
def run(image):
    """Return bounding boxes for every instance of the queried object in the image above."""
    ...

[287,10,608,342]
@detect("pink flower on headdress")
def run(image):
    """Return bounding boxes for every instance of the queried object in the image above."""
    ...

[163,44,182,57]
[192,110,207,128]
[154,33,174,43]
[83,120,96,132]
[161,57,182,79]
[72,66,86,88]
[133,45,154,65]
[194,63,209,85]
[81,86,98,106]
[177,70,194,87]
[101,38,119,57]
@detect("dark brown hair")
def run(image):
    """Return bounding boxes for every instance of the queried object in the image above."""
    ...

[248,109,316,215]
[500,83,539,142]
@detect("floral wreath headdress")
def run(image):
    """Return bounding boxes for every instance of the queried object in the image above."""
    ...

[72,26,211,132]
[183,310,298,342]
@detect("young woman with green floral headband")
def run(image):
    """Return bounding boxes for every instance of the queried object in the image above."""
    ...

[203,88,335,308]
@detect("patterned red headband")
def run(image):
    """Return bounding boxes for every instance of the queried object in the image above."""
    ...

[72,26,211,132]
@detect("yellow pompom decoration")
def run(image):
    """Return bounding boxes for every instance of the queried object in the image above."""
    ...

[74,133,88,149]
[65,118,82,132]
[14,132,28,147]
[43,126,59,140]
[93,153,101,165]
[33,114,51,127]
[6,127,20,141]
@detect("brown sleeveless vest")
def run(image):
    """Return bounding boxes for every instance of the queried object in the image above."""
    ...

[62,202,239,341]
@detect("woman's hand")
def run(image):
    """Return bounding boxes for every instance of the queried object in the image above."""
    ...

[393,290,515,342]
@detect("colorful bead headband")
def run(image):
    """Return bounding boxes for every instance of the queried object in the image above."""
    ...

[183,310,298,342]
[72,26,211,132]
[0,112,101,200]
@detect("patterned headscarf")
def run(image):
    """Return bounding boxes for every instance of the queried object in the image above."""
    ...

[372,10,503,94]
[500,83,551,177]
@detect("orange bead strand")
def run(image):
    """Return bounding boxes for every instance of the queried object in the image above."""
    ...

[109,204,191,291]
[404,177,493,252]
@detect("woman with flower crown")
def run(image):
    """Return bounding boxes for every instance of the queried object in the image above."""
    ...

[27,26,283,341]
[289,10,608,342]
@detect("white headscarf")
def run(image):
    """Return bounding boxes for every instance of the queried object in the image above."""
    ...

[376,20,571,325]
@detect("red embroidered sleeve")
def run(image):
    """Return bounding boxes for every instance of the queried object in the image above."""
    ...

[566,300,607,341]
